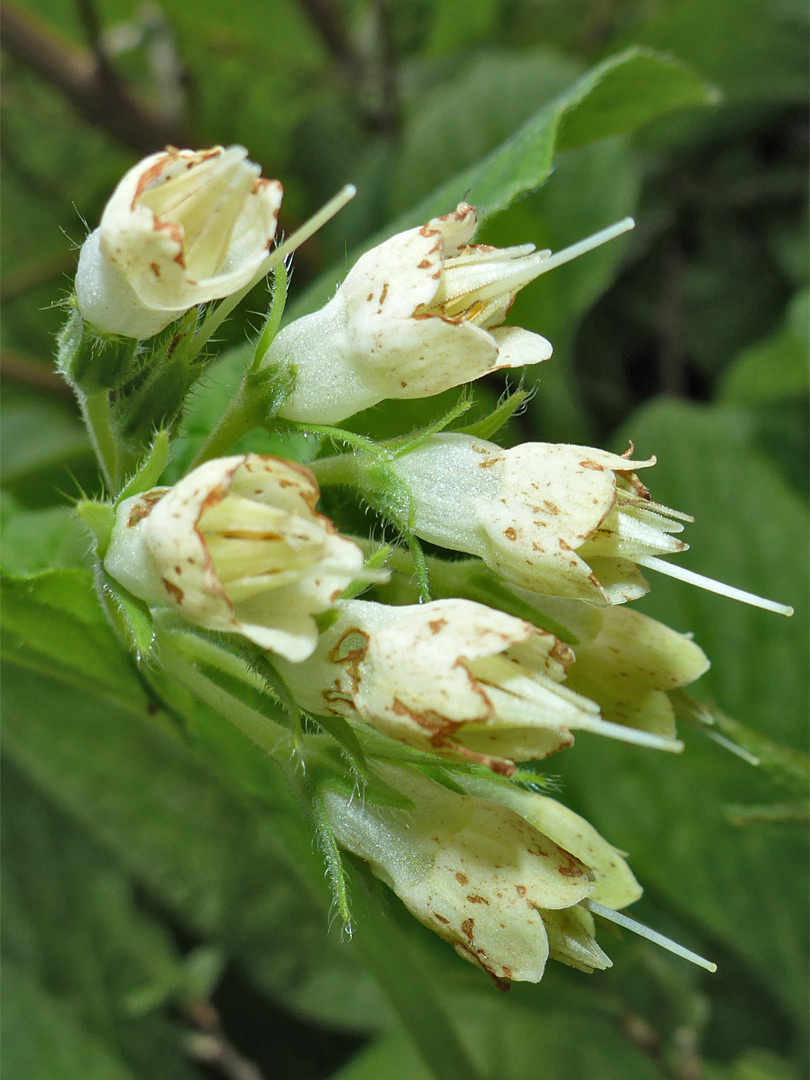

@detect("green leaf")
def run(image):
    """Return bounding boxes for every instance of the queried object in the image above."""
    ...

[2,762,199,1080]
[0,662,390,1032]
[0,568,147,707]
[0,495,89,575]
[410,48,715,224]
[719,290,810,406]
[2,961,139,1080]
[289,47,715,321]
[332,993,664,1080]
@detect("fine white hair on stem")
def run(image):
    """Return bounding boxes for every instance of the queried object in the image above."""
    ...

[582,898,717,972]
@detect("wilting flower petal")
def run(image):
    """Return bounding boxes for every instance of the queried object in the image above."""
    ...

[104,454,366,660]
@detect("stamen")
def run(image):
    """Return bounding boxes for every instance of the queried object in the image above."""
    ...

[190,184,357,355]
[638,556,794,616]
[534,217,635,276]
[263,184,358,276]
[582,899,717,972]
[575,715,684,753]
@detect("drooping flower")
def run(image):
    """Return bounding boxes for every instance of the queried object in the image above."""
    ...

[277,597,680,774]
[269,204,630,424]
[387,433,692,605]
[103,454,367,660]
[323,761,640,982]
[75,146,282,339]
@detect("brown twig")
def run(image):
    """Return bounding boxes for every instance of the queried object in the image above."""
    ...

[294,0,361,75]
[0,2,194,154]
[0,349,74,399]
[183,999,266,1080]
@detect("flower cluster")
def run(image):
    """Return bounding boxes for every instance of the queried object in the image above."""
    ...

[80,148,789,986]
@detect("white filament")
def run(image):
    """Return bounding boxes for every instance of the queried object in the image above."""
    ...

[533,217,635,277]
[638,556,794,616]
[583,899,717,972]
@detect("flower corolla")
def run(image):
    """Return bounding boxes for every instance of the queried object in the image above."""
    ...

[104,454,366,660]
[75,145,282,339]
[324,762,640,982]
[389,433,692,605]
[269,202,554,423]
[277,597,680,774]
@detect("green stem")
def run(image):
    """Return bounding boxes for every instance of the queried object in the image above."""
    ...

[348,863,486,1080]
[80,389,118,491]
[309,452,362,486]
[188,384,264,470]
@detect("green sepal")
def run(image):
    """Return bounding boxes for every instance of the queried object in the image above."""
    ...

[307,781,353,930]
[251,262,289,372]
[110,310,201,447]
[385,393,474,458]
[418,764,468,795]
[57,306,139,394]
[115,430,171,506]
[456,387,531,442]
[98,567,155,662]
[74,499,115,559]
[674,691,810,796]
[456,569,578,644]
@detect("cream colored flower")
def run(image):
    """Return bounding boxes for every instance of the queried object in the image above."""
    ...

[390,433,692,605]
[277,597,680,774]
[270,202,554,423]
[76,145,282,338]
[562,602,710,739]
[324,762,639,981]
[103,454,365,660]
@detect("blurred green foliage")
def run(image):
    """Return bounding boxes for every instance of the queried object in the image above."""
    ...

[1,1,807,1078]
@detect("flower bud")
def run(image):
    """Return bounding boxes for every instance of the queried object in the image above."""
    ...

[269,202,554,423]
[389,433,691,605]
[277,597,679,775]
[103,454,365,660]
[323,762,605,982]
[561,603,710,739]
[75,146,282,339]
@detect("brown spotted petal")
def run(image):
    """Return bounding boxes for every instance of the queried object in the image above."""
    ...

[390,434,691,606]
[76,146,282,338]
[271,202,552,425]
[103,454,366,661]
[322,762,596,983]
[276,597,640,776]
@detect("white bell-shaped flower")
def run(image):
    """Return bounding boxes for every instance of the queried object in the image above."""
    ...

[323,762,640,981]
[270,202,556,423]
[389,433,692,605]
[104,454,366,660]
[76,146,282,338]
[277,597,682,773]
